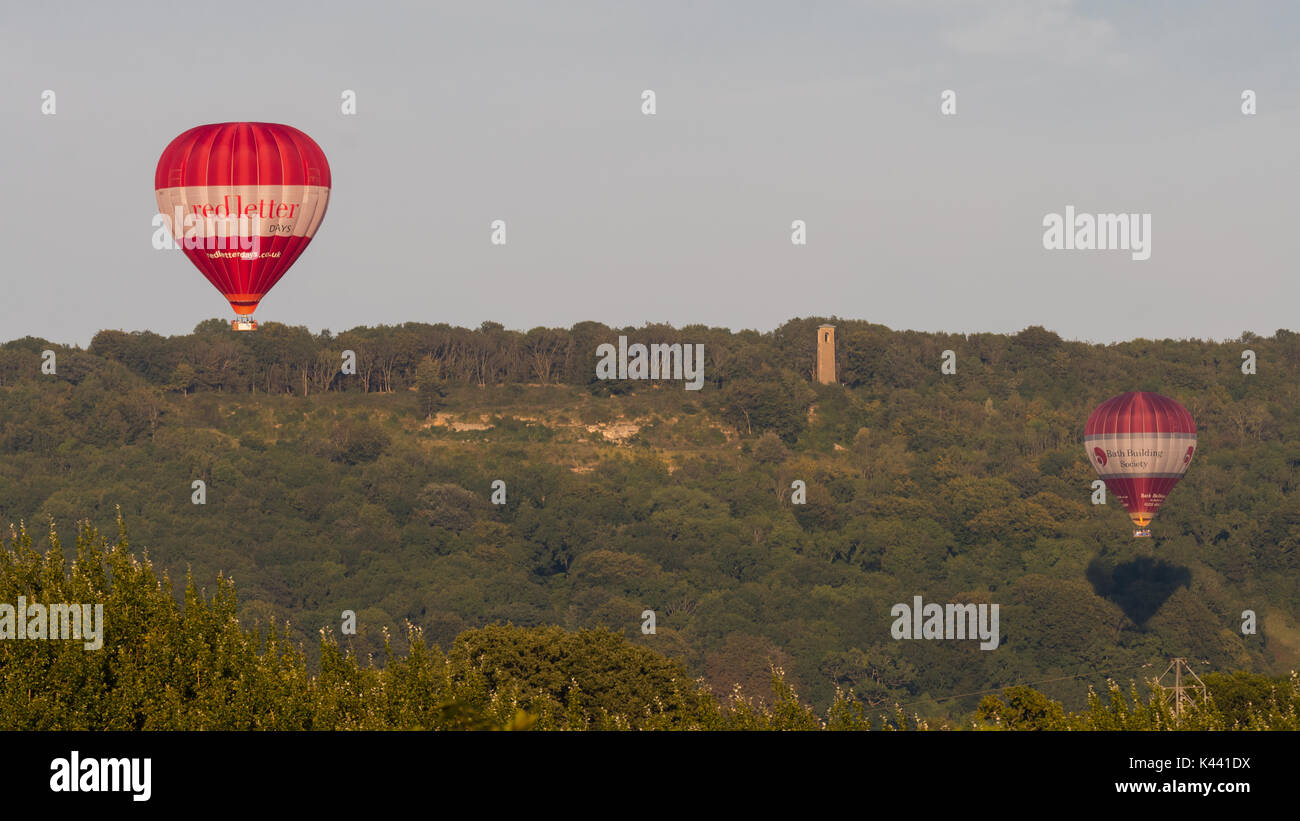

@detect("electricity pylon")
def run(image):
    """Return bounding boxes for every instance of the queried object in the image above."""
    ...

[1156,657,1207,719]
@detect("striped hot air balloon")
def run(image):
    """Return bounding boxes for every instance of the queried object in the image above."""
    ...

[155,123,331,330]
[1085,391,1197,538]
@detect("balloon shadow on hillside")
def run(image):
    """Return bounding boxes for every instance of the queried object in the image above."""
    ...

[1086,556,1191,626]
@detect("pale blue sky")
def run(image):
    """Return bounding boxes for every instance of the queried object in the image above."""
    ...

[2,1,1297,346]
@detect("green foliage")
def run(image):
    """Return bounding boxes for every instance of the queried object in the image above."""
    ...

[3,319,1299,722]
[3,522,1298,730]
[976,686,1067,730]
[414,355,448,418]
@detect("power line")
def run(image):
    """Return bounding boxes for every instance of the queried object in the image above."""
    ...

[891,662,1156,710]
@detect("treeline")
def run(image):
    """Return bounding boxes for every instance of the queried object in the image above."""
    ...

[3,523,1296,731]
[6,316,1300,451]
[7,319,752,395]
[6,317,1298,404]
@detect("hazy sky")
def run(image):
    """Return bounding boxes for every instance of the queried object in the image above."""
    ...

[2,1,1297,346]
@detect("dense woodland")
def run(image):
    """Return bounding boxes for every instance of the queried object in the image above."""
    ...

[2,521,1296,730]
[1,316,1299,722]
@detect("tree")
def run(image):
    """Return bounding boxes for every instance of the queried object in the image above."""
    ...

[413,482,482,532]
[752,431,789,464]
[166,362,198,395]
[976,686,1066,730]
[414,355,448,418]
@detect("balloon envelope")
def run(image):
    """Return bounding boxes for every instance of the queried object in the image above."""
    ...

[155,122,331,322]
[1085,391,1196,536]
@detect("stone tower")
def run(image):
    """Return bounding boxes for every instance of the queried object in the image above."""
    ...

[816,324,836,384]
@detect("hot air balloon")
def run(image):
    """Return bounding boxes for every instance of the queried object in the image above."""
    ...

[1085,391,1196,538]
[155,123,331,330]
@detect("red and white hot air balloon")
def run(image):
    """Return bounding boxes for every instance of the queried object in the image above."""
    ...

[1085,391,1197,538]
[155,122,331,330]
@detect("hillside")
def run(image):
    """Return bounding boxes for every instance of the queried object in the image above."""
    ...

[2,317,1298,718]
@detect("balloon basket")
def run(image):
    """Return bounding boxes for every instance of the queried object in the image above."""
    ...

[231,318,258,332]
[1133,529,1151,538]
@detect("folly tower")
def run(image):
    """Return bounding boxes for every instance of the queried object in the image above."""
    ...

[816,324,836,384]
